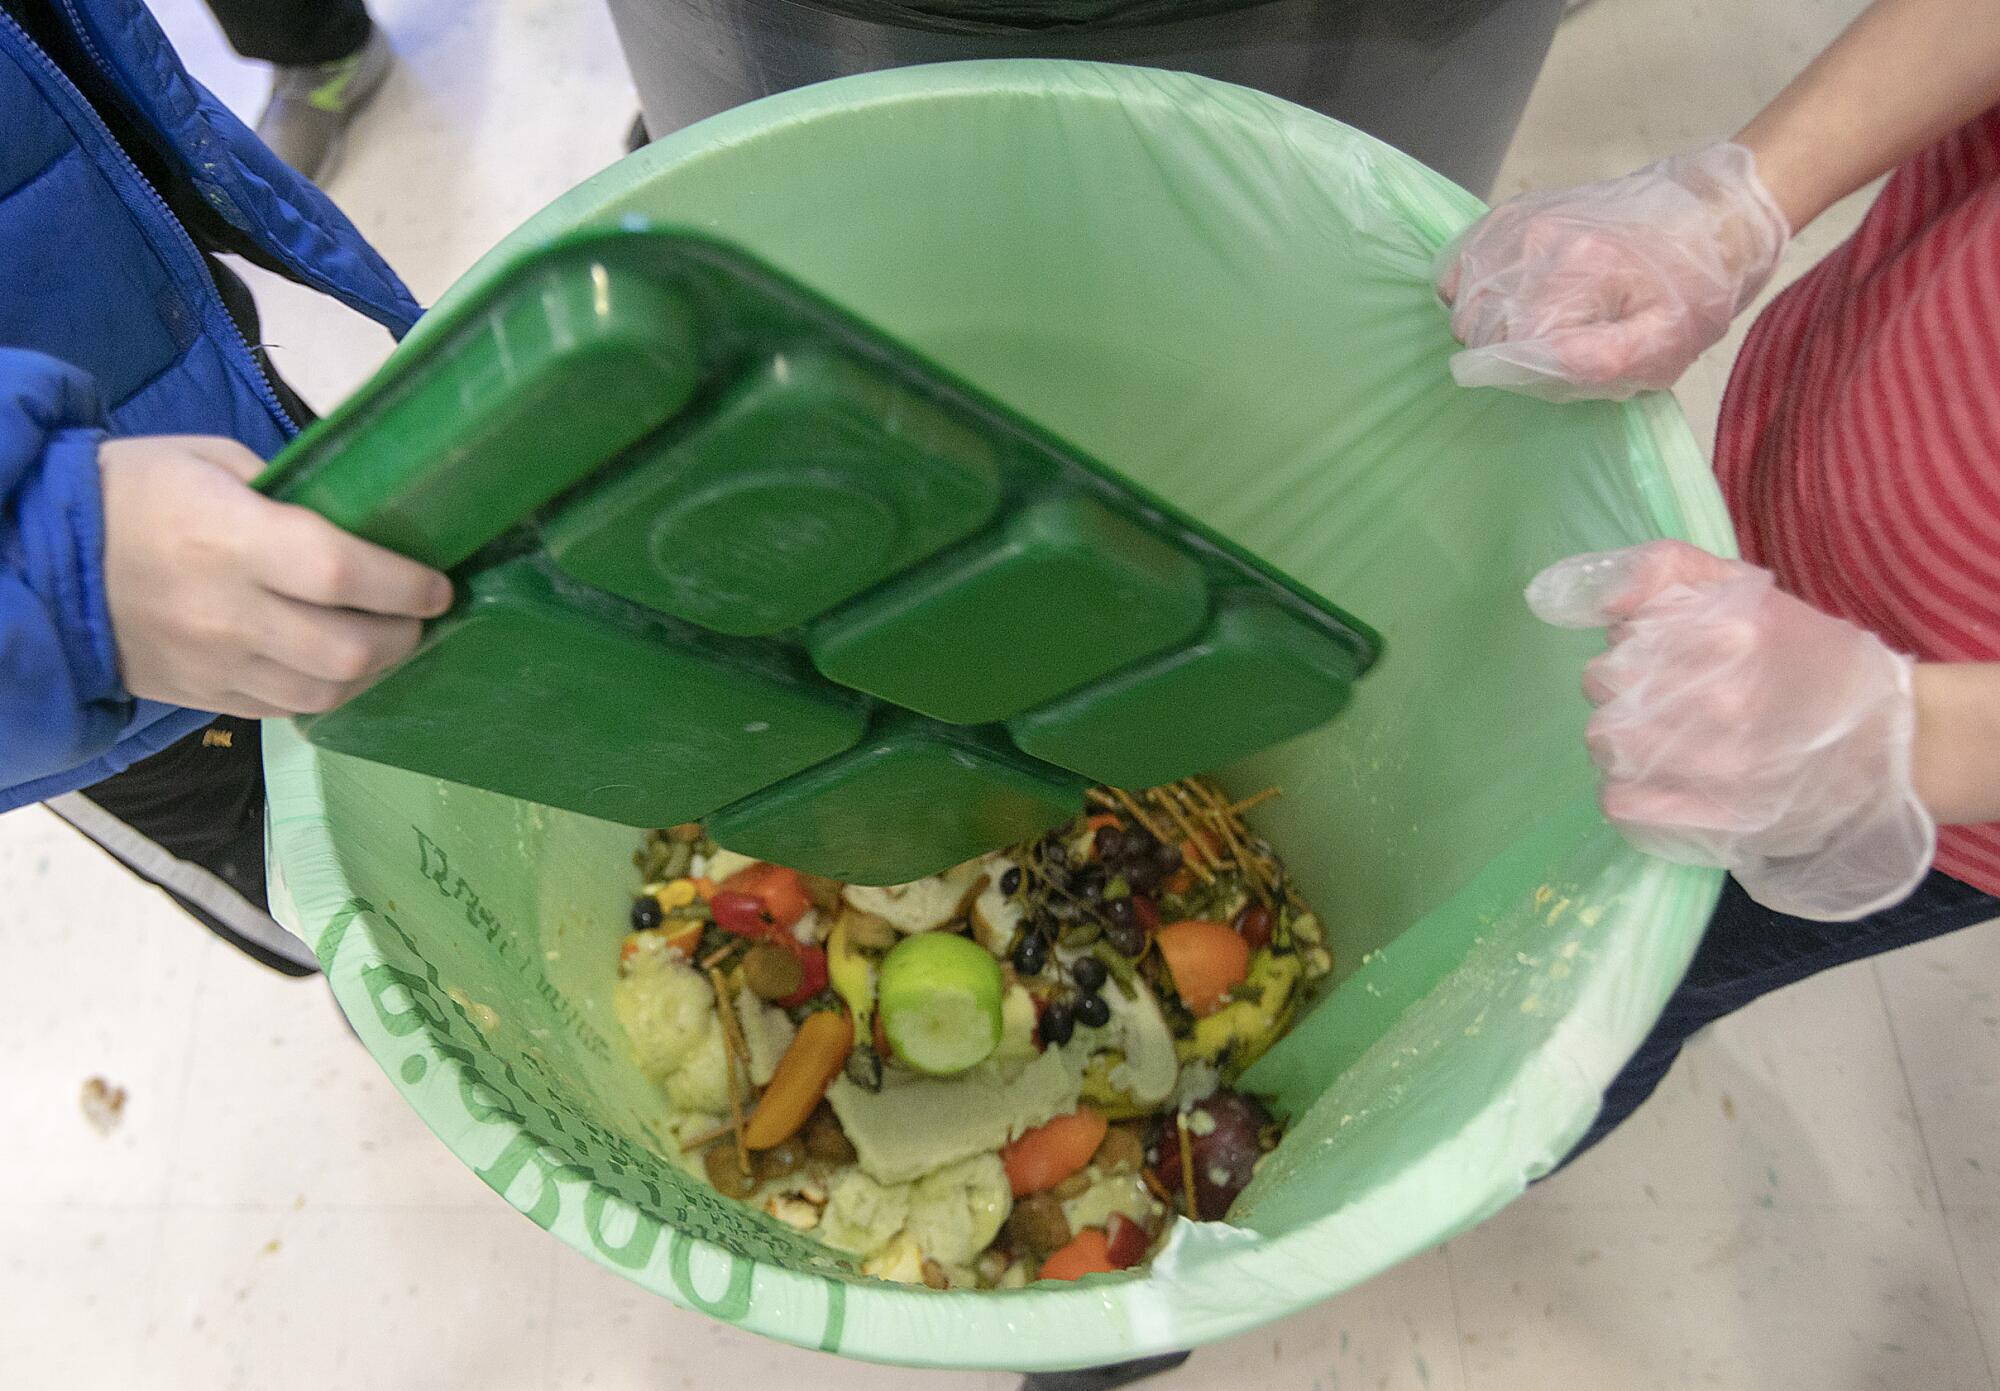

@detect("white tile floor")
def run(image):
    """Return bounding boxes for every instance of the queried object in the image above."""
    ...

[5,0,1997,1386]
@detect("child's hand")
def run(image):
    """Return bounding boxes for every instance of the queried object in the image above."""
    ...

[98,435,453,719]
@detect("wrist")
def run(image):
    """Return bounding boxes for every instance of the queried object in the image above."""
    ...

[1911,663,2000,824]
[51,427,125,705]
[1729,122,1830,234]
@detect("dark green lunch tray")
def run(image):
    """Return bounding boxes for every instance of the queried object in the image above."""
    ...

[258,226,1379,884]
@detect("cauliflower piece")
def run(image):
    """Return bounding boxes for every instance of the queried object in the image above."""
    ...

[842,860,987,934]
[904,1153,1013,1268]
[762,1193,822,1232]
[662,1025,730,1115]
[968,858,1025,955]
[704,849,758,883]
[790,907,825,946]
[616,954,730,1114]
[1061,1169,1159,1233]
[819,1169,913,1256]
[750,1173,827,1208]
[861,1231,927,1285]
[614,954,718,1080]
[668,1111,725,1149]
[735,988,797,1087]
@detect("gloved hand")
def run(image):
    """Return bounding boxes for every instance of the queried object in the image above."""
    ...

[100,435,454,719]
[1528,540,1934,920]
[1436,143,1791,402]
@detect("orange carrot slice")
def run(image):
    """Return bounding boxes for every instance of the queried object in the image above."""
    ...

[1154,920,1250,1017]
[743,1009,852,1149]
[1038,1228,1115,1282]
[1002,1108,1109,1197]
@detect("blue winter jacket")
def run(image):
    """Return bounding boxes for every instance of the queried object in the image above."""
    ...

[0,0,419,810]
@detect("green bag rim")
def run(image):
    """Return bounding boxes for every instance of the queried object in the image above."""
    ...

[266,60,1730,1369]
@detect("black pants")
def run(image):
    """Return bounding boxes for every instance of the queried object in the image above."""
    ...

[55,714,318,975]
[1564,868,2000,1162]
[62,257,319,977]
[206,0,370,67]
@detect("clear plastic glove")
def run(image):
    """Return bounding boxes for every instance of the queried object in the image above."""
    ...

[1528,540,1934,920]
[1436,143,1790,402]
[100,435,453,719]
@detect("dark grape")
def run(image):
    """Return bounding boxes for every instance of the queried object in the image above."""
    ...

[1103,897,1136,928]
[1151,1089,1274,1221]
[804,1105,857,1164]
[754,1137,806,1182]
[1012,932,1048,976]
[1151,838,1183,875]
[1075,993,1111,1028]
[1039,999,1075,1047]
[1007,1194,1072,1255]
[1000,866,1022,896]
[629,895,663,931]
[1105,919,1147,957]
[1093,824,1125,860]
[1234,902,1274,951]
[1075,863,1108,898]
[704,1141,758,1199]
[1070,955,1108,994]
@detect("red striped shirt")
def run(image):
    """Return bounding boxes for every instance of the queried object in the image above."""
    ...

[1717,106,2000,895]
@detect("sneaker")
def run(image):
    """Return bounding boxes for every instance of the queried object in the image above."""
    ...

[255,24,393,182]
[43,791,322,978]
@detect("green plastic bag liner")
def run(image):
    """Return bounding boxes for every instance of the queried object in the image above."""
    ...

[263,61,1730,1371]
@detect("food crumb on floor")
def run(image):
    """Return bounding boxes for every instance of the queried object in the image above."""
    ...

[79,1076,126,1134]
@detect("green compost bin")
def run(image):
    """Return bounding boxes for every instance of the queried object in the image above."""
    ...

[263,61,1732,1371]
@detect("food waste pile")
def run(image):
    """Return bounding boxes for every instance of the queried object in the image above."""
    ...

[613,778,1331,1288]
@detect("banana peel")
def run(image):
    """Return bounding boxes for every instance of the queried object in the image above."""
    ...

[1175,949,1302,1078]
[827,911,877,1036]
[1078,1053,1161,1120]
[1071,977,1179,1116]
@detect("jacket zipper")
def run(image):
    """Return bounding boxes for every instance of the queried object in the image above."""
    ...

[8,4,296,435]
